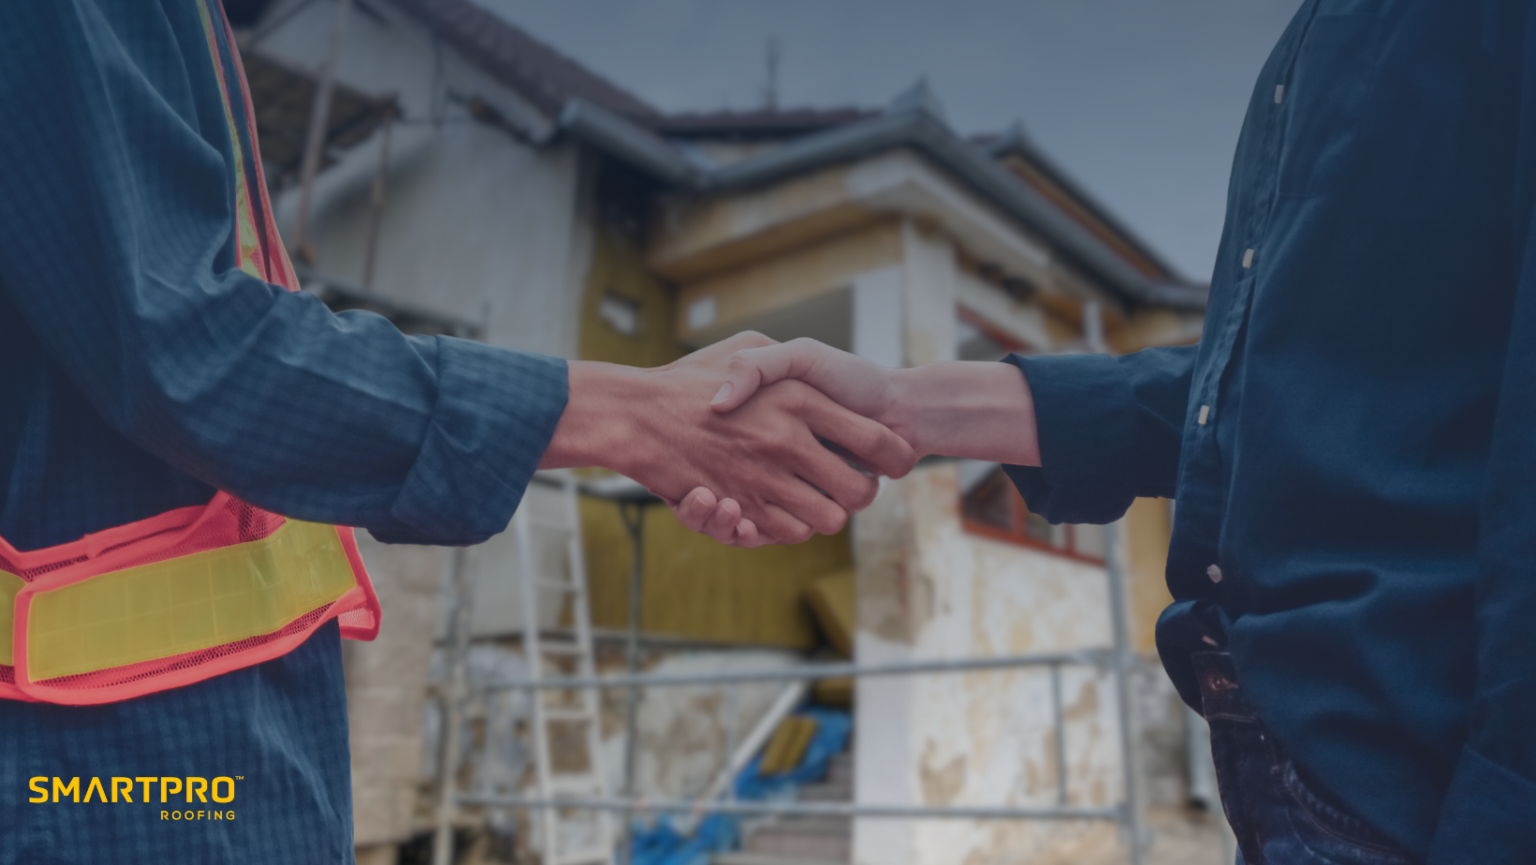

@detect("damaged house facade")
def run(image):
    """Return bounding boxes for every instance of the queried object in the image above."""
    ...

[230,1,1212,863]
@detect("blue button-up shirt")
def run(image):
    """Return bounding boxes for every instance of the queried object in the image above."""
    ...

[1006,2,1536,860]
[0,3,566,861]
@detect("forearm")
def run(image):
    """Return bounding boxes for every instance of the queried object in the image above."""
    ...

[538,361,661,478]
[881,361,1040,465]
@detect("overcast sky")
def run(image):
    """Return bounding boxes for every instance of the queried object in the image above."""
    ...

[472,0,1305,283]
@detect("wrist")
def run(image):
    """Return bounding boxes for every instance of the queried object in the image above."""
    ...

[880,361,1040,466]
[879,368,933,457]
[540,361,666,478]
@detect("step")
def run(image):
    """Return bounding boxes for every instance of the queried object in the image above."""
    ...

[795,781,852,803]
[826,754,854,786]
[713,853,847,865]
[745,818,851,862]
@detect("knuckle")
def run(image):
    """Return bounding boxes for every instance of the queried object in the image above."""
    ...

[849,426,883,458]
[778,381,814,409]
[821,508,849,536]
[850,475,879,511]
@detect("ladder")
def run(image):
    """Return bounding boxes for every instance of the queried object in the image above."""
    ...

[516,471,614,865]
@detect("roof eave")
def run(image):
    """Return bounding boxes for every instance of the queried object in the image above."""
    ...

[557,99,698,185]
[561,100,1207,311]
[709,109,1206,311]
[985,125,1193,288]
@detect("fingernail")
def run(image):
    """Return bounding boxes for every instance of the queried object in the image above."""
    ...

[710,383,733,405]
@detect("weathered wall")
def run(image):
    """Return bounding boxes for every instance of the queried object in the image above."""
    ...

[844,216,1140,865]
[595,645,804,800]
[343,536,447,847]
[421,641,803,862]
[259,0,590,358]
[578,213,686,369]
[581,498,852,648]
[854,465,1126,865]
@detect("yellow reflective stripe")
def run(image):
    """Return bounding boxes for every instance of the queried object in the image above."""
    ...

[23,520,356,681]
[0,570,23,666]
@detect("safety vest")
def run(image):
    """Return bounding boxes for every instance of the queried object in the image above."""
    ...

[0,0,380,704]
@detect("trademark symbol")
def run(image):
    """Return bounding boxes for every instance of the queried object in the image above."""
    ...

[235,776,243,780]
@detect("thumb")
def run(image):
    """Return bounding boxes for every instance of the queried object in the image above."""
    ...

[709,352,765,412]
[709,339,823,412]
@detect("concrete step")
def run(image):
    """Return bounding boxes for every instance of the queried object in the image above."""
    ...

[826,754,853,786]
[712,853,847,865]
[795,781,852,803]
[745,817,851,862]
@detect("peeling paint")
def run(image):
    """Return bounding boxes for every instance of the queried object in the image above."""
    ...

[1064,680,1101,722]
[854,458,1128,864]
[919,741,968,806]
[855,478,925,645]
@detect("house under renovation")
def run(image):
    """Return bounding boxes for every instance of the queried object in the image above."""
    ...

[228,1,1222,863]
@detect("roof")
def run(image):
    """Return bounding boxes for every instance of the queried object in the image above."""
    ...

[297,3,1203,310]
[557,91,1208,311]
[644,108,877,138]
[979,125,1186,285]
[386,0,659,120]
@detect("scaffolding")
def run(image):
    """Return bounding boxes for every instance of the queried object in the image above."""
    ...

[430,475,1148,865]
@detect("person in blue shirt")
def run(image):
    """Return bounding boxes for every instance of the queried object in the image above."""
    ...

[707,2,1536,863]
[0,2,913,862]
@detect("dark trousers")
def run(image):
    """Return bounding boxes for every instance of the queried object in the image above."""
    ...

[1194,651,1420,865]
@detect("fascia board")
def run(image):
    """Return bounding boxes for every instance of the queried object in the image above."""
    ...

[986,127,1188,285]
[436,46,554,141]
[709,110,1207,311]
[842,151,1066,296]
[557,100,697,184]
[559,98,1207,311]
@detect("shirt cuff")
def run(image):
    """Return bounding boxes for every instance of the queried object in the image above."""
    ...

[374,336,568,546]
[999,352,1139,525]
[1428,744,1536,864]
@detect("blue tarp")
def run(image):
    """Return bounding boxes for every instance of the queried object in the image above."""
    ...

[629,707,851,865]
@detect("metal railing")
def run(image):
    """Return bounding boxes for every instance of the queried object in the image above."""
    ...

[431,479,1148,865]
[451,647,1147,864]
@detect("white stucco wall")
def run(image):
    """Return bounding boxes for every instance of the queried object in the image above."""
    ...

[854,466,1124,865]
[850,218,1125,865]
[256,0,590,358]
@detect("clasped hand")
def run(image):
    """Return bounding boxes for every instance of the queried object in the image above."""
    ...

[542,331,1037,547]
[539,332,914,546]
[671,334,1042,546]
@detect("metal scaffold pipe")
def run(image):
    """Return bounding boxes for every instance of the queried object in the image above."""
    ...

[289,0,354,260]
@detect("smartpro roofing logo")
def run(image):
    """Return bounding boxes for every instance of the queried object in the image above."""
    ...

[29,775,240,820]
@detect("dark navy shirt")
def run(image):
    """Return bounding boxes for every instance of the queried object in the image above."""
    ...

[1006,2,1536,860]
[0,2,566,861]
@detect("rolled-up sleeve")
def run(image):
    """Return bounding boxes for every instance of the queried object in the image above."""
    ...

[1000,345,1195,525]
[0,2,565,547]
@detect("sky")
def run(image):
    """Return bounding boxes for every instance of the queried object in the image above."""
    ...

[472,0,1305,283]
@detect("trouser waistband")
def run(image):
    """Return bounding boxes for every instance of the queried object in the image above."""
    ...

[1192,649,1255,722]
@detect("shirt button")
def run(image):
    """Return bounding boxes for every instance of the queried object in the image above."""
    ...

[1243,248,1255,268]
[1274,84,1285,104]
[1207,564,1224,584]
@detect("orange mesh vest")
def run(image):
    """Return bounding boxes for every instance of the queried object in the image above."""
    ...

[0,0,380,704]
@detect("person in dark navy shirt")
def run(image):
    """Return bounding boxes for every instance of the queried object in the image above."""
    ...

[708,2,1536,862]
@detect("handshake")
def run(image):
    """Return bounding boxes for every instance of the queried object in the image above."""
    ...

[538,331,1042,547]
